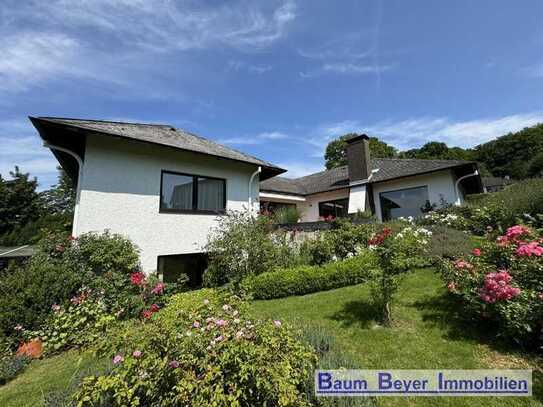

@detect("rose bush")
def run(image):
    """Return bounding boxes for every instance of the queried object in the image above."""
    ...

[439,224,543,346]
[74,289,317,406]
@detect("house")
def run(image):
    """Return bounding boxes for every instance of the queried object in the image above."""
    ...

[31,118,481,280]
[260,135,483,222]
[30,117,285,281]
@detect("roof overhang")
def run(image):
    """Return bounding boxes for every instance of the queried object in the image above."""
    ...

[29,116,286,181]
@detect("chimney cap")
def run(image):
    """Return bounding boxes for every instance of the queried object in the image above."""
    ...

[345,134,369,144]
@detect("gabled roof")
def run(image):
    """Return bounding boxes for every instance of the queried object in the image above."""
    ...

[260,158,476,196]
[30,117,285,181]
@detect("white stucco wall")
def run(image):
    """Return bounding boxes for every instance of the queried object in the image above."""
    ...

[348,184,367,213]
[76,134,260,272]
[297,189,350,222]
[371,169,460,221]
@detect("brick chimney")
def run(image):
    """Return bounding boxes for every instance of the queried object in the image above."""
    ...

[346,134,371,184]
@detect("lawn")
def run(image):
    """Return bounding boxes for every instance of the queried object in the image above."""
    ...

[2,268,541,406]
[0,350,108,407]
[251,268,543,407]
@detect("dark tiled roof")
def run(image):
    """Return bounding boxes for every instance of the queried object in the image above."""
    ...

[31,117,285,180]
[260,158,475,196]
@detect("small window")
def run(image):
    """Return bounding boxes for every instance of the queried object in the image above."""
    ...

[379,186,429,221]
[160,171,226,213]
[318,198,349,219]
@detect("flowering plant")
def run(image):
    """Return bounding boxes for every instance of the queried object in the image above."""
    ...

[75,289,317,406]
[439,224,543,346]
[368,224,429,325]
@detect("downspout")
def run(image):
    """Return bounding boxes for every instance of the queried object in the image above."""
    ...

[43,142,83,236]
[248,166,261,213]
[454,169,479,206]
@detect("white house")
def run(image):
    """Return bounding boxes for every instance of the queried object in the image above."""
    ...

[30,117,285,283]
[260,135,482,223]
[31,118,482,282]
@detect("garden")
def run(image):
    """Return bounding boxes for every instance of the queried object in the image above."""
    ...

[1,177,543,406]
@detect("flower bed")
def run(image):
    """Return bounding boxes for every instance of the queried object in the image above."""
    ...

[74,289,317,406]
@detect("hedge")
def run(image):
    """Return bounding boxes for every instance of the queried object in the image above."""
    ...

[242,250,379,300]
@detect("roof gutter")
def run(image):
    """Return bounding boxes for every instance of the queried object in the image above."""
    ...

[43,142,83,236]
[454,169,479,206]
[248,166,262,213]
[0,245,28,257]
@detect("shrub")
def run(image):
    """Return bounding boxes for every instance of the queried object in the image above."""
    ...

[273,206,301,224]
[299,236,335,266]
[439,224,543,346]
[203,211,299,286]
[368,225,431,325]
[426,225,474,261]
[0,260,87,338]
[67,231,140,277]
[25,289,116,354]
[0,354,31,385]
[74,289,317,406]
[242,251,379,300]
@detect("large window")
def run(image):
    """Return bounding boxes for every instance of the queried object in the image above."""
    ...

[160,170,226,214]
[379,186,429,221]
[318,198,349,219]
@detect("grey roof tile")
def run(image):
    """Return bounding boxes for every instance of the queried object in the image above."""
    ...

[260,158,475,196]
[31,117,285,180]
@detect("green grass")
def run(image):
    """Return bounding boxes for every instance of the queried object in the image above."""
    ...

[0,350,108,407]
[2,269,541,406]
[252,268,543,407]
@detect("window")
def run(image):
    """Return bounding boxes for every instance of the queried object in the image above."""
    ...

[379,186,429,221]
[160,171,226,213]
[318,198,349,219]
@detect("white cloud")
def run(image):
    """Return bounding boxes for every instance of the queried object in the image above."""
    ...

[323,63,391,74]
[275,162,324,178]
[300,63,392,79]
[25,0,296,52]
[520,63,543,78]
[228,60,273,75]
[307,112,543,154]
[0,32,79,91]
[221,131,288,145]
[0,1,295,94]
[0,119,58,188]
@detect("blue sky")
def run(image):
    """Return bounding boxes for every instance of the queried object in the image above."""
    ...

[2,0,543,189]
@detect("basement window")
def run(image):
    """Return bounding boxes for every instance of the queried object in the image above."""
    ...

[160,170,226,214]
[157,253,207,288]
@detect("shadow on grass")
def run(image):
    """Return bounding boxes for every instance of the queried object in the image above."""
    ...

[328,299,383,328]
[413,293,543,403]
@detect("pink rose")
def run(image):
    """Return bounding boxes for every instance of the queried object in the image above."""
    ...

[112,354,124,365]
[472,248,481,257]
[132,350,142,358]
[168,360,180,369]
[151,282,166,295]
[192,321,201,328]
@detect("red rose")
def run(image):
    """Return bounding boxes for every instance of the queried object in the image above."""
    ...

[130,272,146,286]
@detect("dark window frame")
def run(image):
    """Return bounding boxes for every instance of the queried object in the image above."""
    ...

[159,170,227,215]
[378,185,429,221]
[318,198,349,218]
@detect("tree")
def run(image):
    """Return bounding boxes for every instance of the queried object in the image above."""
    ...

[0,166,40,235]
[528,151,543,177]
[399,141,473,161]
[473,124,543,179]
[39,167,76,215]
[324,133,397,170]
